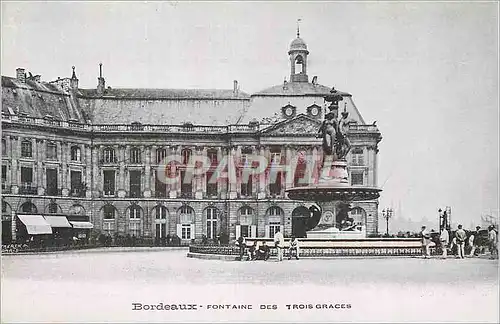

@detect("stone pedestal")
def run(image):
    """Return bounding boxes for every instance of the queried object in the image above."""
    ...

[169,191,177,199]
[61,188,69,197]
[117,189,126,198]
[318,160,349,187]
[195,191,203,199]
[143,190,151,198]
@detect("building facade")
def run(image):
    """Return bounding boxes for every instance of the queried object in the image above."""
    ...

[1,33,382,244]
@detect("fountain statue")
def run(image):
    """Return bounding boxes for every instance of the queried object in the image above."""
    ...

[286,87,381,238]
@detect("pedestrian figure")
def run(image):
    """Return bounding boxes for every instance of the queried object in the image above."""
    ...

[421,226,431,258]
[488,225,498,260]
[288,236,299,260]
[257,241,270,261]
[236,235,246,261]
[247,241,258,261]
[455,224,467,259]
[440,227,449,259]
[273,228,285,261]
[468,226,481,257]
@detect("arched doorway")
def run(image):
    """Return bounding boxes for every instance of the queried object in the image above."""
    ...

[291,206,310,238]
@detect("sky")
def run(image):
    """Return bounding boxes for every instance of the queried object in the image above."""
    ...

[1,1,498,228]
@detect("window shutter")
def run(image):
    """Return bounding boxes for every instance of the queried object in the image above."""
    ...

[236,225,241,239]
[250,225,257,238]
[265,225,270,238]
[190,223,195,240]
[176,224,182,238]
[280,225,284,236]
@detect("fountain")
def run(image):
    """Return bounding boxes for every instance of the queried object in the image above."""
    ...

[286,88,382,239]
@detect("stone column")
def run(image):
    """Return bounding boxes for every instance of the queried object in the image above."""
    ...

[11,211,16,242]
[91,145,100,195]
[118,145,126,198]
[228,146,237,199]
[10,137,19,193]
[36,139,44,195]
[85,144,92,198]
[258,145,266,199]
[144,145,151,198]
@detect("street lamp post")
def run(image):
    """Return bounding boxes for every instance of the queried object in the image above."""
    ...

[382,208,393,236]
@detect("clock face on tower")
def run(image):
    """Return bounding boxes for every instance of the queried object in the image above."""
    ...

[285,107,294,117]
[310,106,319,116]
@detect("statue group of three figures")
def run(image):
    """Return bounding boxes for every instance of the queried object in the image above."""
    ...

[317,88,352,161]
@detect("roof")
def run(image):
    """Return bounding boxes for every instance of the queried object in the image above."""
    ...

[1,76,86,122]
[77,88,250,100]
[289,37,308,52]
[252,82,352,97]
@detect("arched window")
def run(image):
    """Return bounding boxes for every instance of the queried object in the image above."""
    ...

[69,204,85,216]
[19,202,37,214]
[103,147,116,163]
[267,206,284,216]
[21,140,32,158]
[295,55,304,74]
[129,205,141,219]
[266,206,284,237]
[103,205,116,219]
[178,206,195,240]
[47,202,60,214]
[130,147,141,164]
[237,206,255,238]
[154,205,168,239]
[205,207,218,239]
[71,146,81,162]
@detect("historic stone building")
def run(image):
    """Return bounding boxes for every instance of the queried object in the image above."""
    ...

[1,32,382,244]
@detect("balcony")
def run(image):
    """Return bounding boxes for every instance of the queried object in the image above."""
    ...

[154,190,168,198]
[19,183,37,195]
[70,188,86,198]
[2,182,10,194]
[45,187,61,196]
[180,191,193,199]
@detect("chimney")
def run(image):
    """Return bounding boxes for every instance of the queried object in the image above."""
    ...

[70,66,79,89]
[97,63,105,95]
[16,68,26,83]
[283,78,288,90]
[233,80,238,95]
[34,75,41,82]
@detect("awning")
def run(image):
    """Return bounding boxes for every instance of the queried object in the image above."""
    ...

[70,221,94,229]
[44,216,72,228]
[17,215,53,235]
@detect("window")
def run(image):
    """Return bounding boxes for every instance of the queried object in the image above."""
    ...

[2,138,6,156]
[181,149,191,165]
[239,225,250,238]
[103,221,114,235]
[240,148,252,166]
[269,221,281,237]
[156,148,167,164]
[181,224,191,240]
[268,206,284,217]
[20,202,37,213]
[103,205,116,219]
[130,147,141,164]
[155,206,168,220]
[295,55,304,73]
[70,171,83,197]
[71,146,81,162]
[103,147,116,164]
[350,207,366,226]
[48,202,59,214]
[351,172,364,186]
[21,167,33,185]
[207,149,218,165]
[206,207,218,239]
[129,221,140,237]
[180,170,192,198]
[129,205,141,219]
[103,170,115,195]
[351,148,364,166]
[129,170,141,198]
[294,151,308,187]
[46,169,58,196]
[241,174,253,197]
[21,140,32,158]
[1,165,6,188]
[155,170,167,198]
[270,146,281,164]
[46,142,57,160]
[269,172,282,196]
[155,206,168,239]
[206,172,217,197]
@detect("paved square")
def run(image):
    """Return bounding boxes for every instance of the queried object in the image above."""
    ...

[2,248,498,323]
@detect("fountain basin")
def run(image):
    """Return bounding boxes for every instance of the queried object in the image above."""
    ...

[286,185,382,202]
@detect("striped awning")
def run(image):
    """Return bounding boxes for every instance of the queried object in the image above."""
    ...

[44,216,72,228]
[17,215,52,235]
[70,221,94,229]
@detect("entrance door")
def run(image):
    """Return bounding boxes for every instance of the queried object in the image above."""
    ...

[155,223,166,238]
[292,206,310,238]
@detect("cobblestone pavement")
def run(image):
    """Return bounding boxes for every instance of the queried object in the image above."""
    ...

[2,248,499,323]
